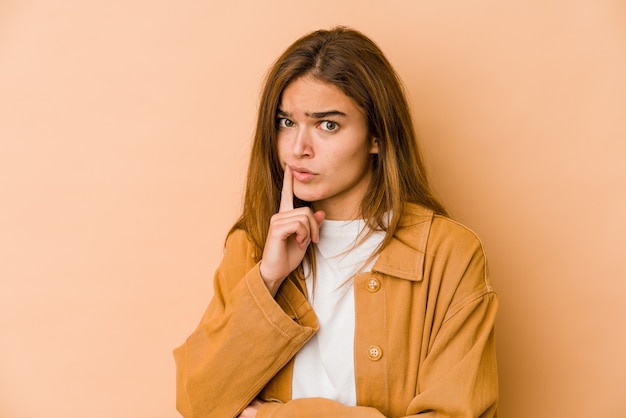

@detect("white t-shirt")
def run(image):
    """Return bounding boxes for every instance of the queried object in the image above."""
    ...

[291,219,385,405]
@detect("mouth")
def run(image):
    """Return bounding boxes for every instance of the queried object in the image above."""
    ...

[288,165,316,183]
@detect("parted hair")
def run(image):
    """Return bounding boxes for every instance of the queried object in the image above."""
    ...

[231,27,447,260]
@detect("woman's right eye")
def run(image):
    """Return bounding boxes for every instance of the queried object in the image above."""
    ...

[277,118,294,128]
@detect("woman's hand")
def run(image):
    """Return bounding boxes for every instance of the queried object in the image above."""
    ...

[260,165,325,296]
[238,399,264,417]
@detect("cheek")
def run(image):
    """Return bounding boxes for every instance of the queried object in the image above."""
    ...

[347,145,374,165]
[276,136,288,162]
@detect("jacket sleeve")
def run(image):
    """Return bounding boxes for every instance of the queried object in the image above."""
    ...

[406,295,498,417]
[173,230,319,418]
[406,224,499,418]
[258,398,387,417]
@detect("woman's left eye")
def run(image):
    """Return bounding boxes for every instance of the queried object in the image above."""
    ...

[319,121,338,132]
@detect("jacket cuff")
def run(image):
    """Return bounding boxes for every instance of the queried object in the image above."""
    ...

[245,263,318,340]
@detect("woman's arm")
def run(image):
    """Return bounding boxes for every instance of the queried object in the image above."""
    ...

[407,293,498,417]
[175,168,325,418]
[173,231,319,418]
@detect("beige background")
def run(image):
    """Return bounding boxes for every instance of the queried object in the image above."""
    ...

[1,1,625,417]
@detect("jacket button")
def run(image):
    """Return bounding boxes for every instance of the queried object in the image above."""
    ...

[366,278,381,292]
[367,345,383,361]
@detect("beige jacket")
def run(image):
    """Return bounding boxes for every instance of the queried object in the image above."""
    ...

[174,204,498,417]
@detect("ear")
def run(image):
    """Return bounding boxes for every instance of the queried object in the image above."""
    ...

[369,137,379,154]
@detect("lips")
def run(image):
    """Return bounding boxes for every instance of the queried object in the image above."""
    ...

[289,165,316,183]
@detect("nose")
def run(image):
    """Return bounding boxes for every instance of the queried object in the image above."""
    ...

[292,127,314,158]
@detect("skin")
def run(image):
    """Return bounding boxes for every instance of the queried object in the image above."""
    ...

[259,164,326,296]
[238,399,263,418]
[244,76,378,417]
[276,76,378,220]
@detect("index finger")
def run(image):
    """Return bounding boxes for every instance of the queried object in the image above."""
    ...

[279,165,294,212]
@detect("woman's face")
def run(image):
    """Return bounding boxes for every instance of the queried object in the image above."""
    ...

[277,76,378,220]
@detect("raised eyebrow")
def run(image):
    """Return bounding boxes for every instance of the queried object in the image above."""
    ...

[276,109,346,119]
[306,110,347,119]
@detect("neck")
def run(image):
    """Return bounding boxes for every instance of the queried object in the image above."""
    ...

[312,203,362,221]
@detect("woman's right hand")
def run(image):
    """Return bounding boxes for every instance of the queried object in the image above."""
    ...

[259,165,325,296]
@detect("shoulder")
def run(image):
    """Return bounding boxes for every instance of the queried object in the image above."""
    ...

[430,214,485,256]
[224,228,255,255]
[428,214,494,295]
[399,203,492,291]
[398,202,482,251]
[376,204,486,283]
[397,203,483,251]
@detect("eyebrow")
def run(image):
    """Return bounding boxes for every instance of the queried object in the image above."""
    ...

[277,109,347,119]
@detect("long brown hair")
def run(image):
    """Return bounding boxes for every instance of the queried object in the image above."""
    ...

[231,27,446,261]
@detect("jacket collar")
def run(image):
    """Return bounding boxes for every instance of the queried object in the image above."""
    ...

[371,203,434,282]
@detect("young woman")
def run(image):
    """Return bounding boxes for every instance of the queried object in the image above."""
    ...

[174,27,498,418]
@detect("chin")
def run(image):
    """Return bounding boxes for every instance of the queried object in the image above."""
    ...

[294,191,325,205]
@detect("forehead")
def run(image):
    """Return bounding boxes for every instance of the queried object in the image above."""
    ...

[279,76,360,113]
